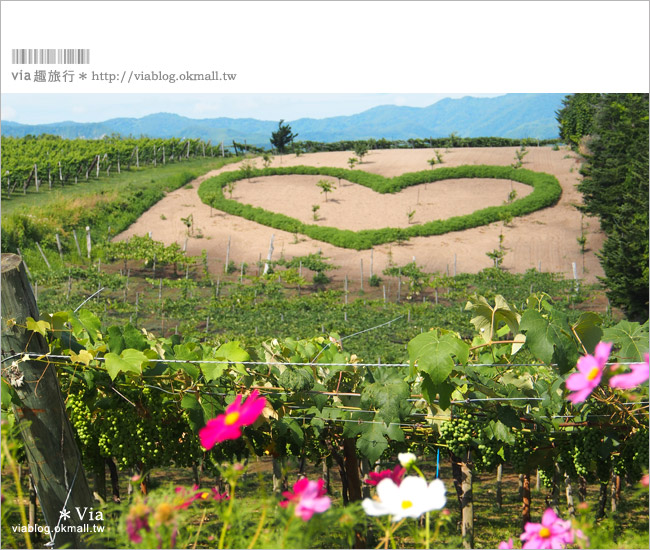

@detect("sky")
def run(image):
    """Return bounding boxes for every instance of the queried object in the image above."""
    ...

[1,93,505,125]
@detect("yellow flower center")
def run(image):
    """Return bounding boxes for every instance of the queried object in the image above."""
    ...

[225,411,240,425]
[200,492,209,499]
[587,367,600,381]
[154,502,174,524]
[539,527,551,538]
[401,500,413,510]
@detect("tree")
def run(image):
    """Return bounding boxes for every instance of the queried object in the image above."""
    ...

[317,179,335,202]
[270,119,298,154]
[576,93,649,320]
[353,142,369,163]
[240,159,256,182]
[262,152,274,168]
[555,93,601,150]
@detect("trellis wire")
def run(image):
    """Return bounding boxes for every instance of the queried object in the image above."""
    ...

[1,351,643,369]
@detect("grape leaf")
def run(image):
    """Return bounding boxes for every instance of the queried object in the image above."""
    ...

[357,422,389,463]
[572,312,603,354]
[519,309,575,373]
[465,294,520,340]
[408,330,469,385]
[26,317,50,337]
[603,320,649,362]
[104,349,147,380]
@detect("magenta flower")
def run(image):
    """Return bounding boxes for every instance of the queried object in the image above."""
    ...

[279,478,331,521]
[125,503,151,543]
[199,390,267,449]
[175,485,229,509]
[521,508,573,549]
[610,353,649,389]
[565,341,612,404]
[365,465,406,487]
[498,538,514,549]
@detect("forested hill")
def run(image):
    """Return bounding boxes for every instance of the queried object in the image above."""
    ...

[2,93,566,143]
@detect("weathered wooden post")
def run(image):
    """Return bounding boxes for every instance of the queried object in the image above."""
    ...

[263,234,275,275]
[1,254,95,548]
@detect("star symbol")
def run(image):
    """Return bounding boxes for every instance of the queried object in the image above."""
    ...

[59,508,71,521]
[79,72,87,80]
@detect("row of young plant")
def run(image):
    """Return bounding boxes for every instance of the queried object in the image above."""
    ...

[198,165,562,250]
[292,136,560,154]
[24,231,591,366]
[1,135,231,196]
[1,156,240,254]
[2,288,647,547]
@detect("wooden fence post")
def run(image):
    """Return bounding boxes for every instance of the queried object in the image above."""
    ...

[263,234,275,275]
[1,254,95,548]
[224,236,231,274]
[35,242,52,270]
[55,234,64,261]
[85,226,92,259]
[72,229,82,257]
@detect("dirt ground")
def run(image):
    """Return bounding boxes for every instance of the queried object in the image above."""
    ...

[115,147,605,284]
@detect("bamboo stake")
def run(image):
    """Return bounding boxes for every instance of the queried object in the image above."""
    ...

[85,226,92,259]
[55,234,64,260]
[35,242,51,270]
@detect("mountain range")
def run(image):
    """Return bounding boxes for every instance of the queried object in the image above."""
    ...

[2,93,566,144]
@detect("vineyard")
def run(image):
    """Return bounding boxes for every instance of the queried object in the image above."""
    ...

[1,135,228,197]
[1,128,649,550]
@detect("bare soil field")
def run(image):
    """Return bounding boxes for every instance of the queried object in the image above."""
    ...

[115,147,605,284]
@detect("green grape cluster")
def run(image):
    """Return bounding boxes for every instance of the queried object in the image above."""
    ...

[67,393,95,447]
[570,429,600,478]
[538,466,555,488]
[69,384,202,473]
[509,430,534,473]
[476,440,501,473]
[439,410,476,457]
[618,428,650,482]
[67,392,105,471]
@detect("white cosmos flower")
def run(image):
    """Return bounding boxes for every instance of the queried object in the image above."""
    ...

[398,452,417,468]
[362,476,446,522]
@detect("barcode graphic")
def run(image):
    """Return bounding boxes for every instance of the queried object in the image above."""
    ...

[11,49,90,64]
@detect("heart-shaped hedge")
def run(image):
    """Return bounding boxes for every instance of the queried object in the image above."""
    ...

[198,165,561,250]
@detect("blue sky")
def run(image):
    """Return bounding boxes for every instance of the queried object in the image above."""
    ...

[1,93,504,125]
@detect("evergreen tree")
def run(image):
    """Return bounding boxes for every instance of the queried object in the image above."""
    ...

[577,93,649,320]
[556,93,601,149]
[270,119,298,154]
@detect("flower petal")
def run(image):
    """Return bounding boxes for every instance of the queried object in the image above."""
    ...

[593,341,613,366]
[565,371,589,391]
[362,497,391,516]
[426,479,447,510]
[375,478,401,504]
[575,354,598,376]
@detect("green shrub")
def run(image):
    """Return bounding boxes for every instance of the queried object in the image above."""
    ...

[198,165,562,250]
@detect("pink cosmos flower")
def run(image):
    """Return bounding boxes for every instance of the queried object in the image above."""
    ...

[565,341,612,404]
[199,390,267,449]
[520,508,573,549]
[279,478,331,521]
[610,354,649,389]
[125,503,151,543]
[499,538,514,549]
[175,485,229,509]
[641,474,649,488]
[365,465,406,487]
